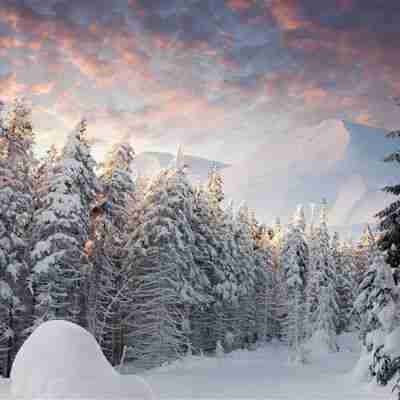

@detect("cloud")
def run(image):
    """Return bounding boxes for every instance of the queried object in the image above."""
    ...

[1,0,400,225]
[329,174,367,226]
[269,0,309,31]
[31,81,54,95]
[0,72,25,100]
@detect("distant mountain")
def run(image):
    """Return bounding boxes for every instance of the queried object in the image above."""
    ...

[283,120,398,227]
[329,223,375,240]
[133,151,230,183]
[340,120,397,186]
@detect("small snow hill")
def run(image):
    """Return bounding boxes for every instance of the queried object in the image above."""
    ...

[9,320,154,399]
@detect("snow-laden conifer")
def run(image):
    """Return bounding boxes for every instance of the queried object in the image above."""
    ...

[0,99,35,376]
[31,120,98,327]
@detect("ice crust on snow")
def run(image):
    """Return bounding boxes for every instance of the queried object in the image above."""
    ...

[11,320,154,399]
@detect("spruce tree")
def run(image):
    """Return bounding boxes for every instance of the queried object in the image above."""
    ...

[306,199,339,349]
[354,246,396,344]
[331,232,354,334]
[376,129,400,273]
[124,159,209,368]
[189,185,218,353]
[280,206,308,360]
[205,168,240,351]
[252,223,273,343]
[0,99,35,376]
[235,203,257,348]
[31,120,98,328]
[91,142,136,365]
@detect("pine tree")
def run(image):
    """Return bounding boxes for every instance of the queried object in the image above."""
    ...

[269,217,286,340]
[205,168,240,351]
[125,157,209,368]
[306,199,339,349]
[91,142,136,366]
[0,99,35,376]
[252,223,273,343]
[31,120,98,328]
[354,226,377,287]
[235,203,257,348]
[354,247,396,344]
[189,185,218,353]
[123,169,185,369]
[280,206,308,360]
[376,129,400,272]
[331,232,354,334]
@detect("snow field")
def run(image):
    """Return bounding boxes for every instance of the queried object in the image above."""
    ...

[142,337,389,400]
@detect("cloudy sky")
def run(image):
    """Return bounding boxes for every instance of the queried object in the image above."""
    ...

[1,0,400,226]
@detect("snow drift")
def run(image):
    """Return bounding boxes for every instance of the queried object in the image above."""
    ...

[11,320,154,399]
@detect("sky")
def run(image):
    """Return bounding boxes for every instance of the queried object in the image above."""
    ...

[1,0,400,227]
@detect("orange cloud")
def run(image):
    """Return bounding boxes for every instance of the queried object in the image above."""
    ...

[269,0,309,31]
[355,112,373,125]
[225,0,253,11]
[0,72,25,100]
[0,6,19,30]
[30,81,54,95]
[303,87,327,103]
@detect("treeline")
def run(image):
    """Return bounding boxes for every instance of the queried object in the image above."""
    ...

[0,99,395,377]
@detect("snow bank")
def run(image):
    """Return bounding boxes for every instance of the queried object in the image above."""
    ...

[11,320,154,399]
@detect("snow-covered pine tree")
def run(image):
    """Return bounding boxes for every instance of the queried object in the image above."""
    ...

[354,244,396,345]
[376,129,400,273]
[268,217,286,340]
[91,142,136,366]
[31,120,98,328]
[354,226,377,287]
[167,152,212,349]
[331,232,354,334]
[312,283,339,353]
[306,199,340,350]
[252,222,273,343]
[123,169,184,369]
[235,203,258,348]
[205,168,240,352]
[189,185,218,353]
[0,99,35,376]
[124,154,209,368]
[280,206,308,360]
[354,250,400,384]
[270,217,283,261]
[206,165,224,211]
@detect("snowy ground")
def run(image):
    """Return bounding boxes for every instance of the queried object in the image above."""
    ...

[142,336,389,400]
[0,334,392,400]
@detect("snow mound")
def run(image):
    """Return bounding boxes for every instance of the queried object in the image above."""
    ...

[11,320,154,399]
